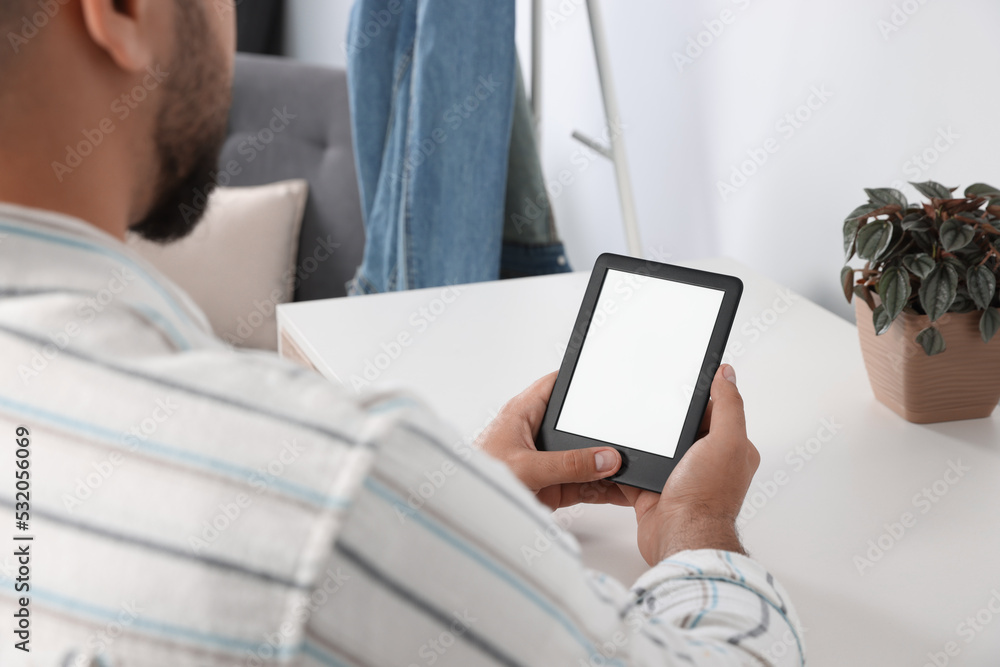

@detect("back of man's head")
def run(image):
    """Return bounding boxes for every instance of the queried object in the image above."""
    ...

[0,0,237,243]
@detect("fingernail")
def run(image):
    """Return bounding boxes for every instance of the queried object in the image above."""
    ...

[723,365,737,385]
[595,450,616,472]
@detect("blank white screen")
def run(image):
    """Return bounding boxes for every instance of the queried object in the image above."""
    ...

[555,269,725,458]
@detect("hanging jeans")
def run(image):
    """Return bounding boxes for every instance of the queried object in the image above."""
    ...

[346,0,571,295]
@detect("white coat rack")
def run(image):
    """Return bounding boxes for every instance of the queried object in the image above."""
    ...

[531,0,643,257]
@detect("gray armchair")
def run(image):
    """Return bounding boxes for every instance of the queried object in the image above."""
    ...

[219,54,364,301]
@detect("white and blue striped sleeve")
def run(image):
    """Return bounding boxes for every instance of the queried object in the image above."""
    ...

[300,397,805,667]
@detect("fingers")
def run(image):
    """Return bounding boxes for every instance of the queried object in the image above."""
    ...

[513,446,621,492]
[707,364,747,442]
[552,480,633,509]
[615,483,662,522]
[616,483,644,505]
[507,372,558,439]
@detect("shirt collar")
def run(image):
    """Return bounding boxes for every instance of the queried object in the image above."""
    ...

[0,202,220,351]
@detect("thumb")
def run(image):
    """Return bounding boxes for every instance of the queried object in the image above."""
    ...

[707,364,747,441]
[516,447,622,490]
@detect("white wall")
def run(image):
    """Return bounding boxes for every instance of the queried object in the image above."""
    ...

[285,1,353,69]
[285,0,1000,320]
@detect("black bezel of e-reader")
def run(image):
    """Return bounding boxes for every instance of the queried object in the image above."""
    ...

[537,253,743,492]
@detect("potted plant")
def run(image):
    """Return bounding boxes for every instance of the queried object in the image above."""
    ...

[842,181,1000,423]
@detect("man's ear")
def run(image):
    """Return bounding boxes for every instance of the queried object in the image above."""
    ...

[78,0,156,73]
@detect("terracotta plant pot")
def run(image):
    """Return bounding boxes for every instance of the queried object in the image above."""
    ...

[855,299,1000,423]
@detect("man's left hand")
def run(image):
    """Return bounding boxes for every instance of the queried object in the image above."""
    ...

[477,373,630,510]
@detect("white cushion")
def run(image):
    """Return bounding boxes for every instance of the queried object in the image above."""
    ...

[128,180,308,350]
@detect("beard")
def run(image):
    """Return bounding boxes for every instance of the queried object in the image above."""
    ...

[129,1,232,243]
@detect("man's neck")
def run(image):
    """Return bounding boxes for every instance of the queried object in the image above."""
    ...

[0,145,137,242]
[0,68,145,242]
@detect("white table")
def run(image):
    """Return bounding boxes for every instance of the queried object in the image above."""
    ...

[277,258,1000,666]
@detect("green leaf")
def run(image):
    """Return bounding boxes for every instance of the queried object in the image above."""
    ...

[854,284,876,310]
[939,218,976,251]
[981,308,1000,343]
[901,212,932,231]
[918,264,958,321]
[950,293,977,314]
[865,187,908,209]
[965,183,1000,198]
[873,304,892,335]
[844,203,879,222]
[910,230,936,254]
[856,220,894,261]
[910,181,953,200]
[878,266,911,320]
[841,266,855,303]
[955,212,984,225]
[843,218,860,257]
[916,327,946,355]
[966,265,997,310]
[902,253,935,278]
[942,255,968,274]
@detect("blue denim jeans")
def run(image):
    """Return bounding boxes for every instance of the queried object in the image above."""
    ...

[346,0,570,294]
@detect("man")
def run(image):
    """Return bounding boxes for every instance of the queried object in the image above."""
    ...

[0,1,803,665]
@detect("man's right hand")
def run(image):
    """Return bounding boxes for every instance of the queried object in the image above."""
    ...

[619,364,760,565]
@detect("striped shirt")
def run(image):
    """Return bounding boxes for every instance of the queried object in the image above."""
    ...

[0,203,804,666]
